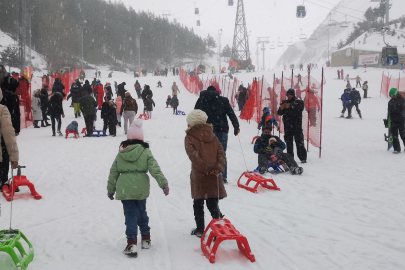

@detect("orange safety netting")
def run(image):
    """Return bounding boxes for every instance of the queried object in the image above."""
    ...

[380,72,405,98]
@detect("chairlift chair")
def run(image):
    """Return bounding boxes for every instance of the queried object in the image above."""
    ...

[277,38,284,47]
[297,5,306,18]
[270,41,276,49]
[197,20,200,26]
[195,8,199,15]
[341,15,349,28]
[299,29,306,40]
[228,0,234,6]
[382,46,398,65]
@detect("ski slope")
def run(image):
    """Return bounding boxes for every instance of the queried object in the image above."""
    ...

[0,66,404,270]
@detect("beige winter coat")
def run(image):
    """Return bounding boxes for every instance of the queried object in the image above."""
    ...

[172,84,180,96]
[0,90,19,162]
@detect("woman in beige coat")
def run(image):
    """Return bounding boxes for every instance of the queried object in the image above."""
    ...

[185,109,226,238]
[0,89,19,188]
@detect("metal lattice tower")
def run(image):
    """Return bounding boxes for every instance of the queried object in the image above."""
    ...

[231,0,250,61]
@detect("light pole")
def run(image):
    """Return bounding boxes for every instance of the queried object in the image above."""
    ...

[218,29,222,73]
[137,27,143,73]
[81,20,87,70]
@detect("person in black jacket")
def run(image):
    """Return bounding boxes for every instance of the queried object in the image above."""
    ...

[194,85,240,184]
[254,126,303,175]
[49,92,65,136]
[277,88,307,163]
[387,88,405,153]
[348,88,362,119]
[104,82,113,100]
[117,82,127,100]
[101,98,117,136]
[67,82,82,118]
[171,95,179,115]
[40,85,51,127]
[141,85,153,101]
[82,80,92,96]
[237,86,248,111]
[80,91,97,137]
[52,77,65,94]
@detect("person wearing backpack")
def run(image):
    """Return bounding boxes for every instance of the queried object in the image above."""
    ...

[362,81,368,98]
[348,88,362,119]
[120,92,138,134]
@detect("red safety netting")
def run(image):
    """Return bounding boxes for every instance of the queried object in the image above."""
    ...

[49,68,82,98]
[380,72,405,98]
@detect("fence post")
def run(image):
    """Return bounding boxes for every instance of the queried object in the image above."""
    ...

[306,71,311,152]
[380,71,384,97]
[291,69,294,88]
[320,68,324,158]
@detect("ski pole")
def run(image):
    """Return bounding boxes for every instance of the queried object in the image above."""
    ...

[9,164,14,230]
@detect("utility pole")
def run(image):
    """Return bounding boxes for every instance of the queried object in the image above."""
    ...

[256,39,259,70]
[385,0,390,27]
[136,27,143,73]
[257,37,269,70]
[162,10,171,20]
[27,12,32,66]
[218,29,223,73]
[19,0,26,70]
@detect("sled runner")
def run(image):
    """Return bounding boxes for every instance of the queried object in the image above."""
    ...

[0,229,34,270]
[237,171,280,193]
[138,114,150,120]
[2,166,42,201]
[65,130,78,139]
[176,110,186,115]
[253,162,285,174]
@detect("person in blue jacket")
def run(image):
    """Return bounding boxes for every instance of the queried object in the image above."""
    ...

[254,125,303,175]
[258,107,279,131]
[340,89,351,118]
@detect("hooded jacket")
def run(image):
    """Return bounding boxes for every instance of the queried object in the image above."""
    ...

[48,92,65,115]
[258,107,279,130]
[66,121,79,134]
[79,93,97,116]
[170,95,179,107]
[144,96,155,111]
[52,79,65,94]
[388,95,405,125]
[254,134,286,156]
[120,96,138,114]
[141,85,153,101]
[0,90,19,162]
[341,92,351,106]
[0,85,21,134]
[83,80,92,96]
[67,83,81,103]
[107,141,168,200]
[194,88,239,133]
[185,124,227,200]
[31,91,42,121]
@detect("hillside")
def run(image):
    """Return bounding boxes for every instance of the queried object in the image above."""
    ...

[275,0,405,68]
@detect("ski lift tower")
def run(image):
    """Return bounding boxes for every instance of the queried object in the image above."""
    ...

[19,0,27,70]
[257,37,270,70]
[230,0,251,70]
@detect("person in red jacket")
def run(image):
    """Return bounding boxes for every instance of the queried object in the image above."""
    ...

[93,80,104,109]
[304,90,321,126]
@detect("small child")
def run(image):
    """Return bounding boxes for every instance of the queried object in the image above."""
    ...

[254,125,303,175]
[144,95,155,119]
[157,81,162,88]
[171,95,179,115]
[65,121,80,137]
[166,95,172,108]
[107,120,169,257]
[340,89,351,118]
[185,110,227,238]
[258,107,279,131]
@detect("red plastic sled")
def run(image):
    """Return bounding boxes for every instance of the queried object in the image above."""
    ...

[138,114,150,120]
[2,167,42,201]
[201,219,255,263]
[65,130,78,139]
[237,171,280,193]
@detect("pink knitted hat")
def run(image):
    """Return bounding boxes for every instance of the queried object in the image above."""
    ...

[127,119,144,140]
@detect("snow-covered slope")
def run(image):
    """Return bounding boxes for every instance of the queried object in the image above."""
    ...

[0,30,48,75]
[275,0,405,67]
[0,66,404,270]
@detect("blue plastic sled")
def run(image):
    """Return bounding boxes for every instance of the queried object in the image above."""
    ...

[176,110,186,115]
[254,163,285,174]
[92,130,108,137]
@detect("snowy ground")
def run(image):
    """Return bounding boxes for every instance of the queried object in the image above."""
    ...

[0,66,404,270]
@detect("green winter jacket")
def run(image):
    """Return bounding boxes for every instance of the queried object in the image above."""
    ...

[107,144,168,200]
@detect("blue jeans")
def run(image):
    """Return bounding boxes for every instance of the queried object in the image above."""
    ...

[213,131,228,180]
[121,199,150,239]
[50,114,61,133]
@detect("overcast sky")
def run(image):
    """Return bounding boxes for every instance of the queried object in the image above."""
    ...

[117,0,364,67]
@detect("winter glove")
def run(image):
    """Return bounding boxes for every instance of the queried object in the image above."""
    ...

[384,119,388,128]
[234,129,240,136]
[163,186,170,196]
[269,138,277,145]
[107,192,115,200]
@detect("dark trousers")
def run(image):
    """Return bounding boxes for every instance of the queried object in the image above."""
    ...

[213,131,228,180]
[284,129,307,162]
[356,82,361,87]
[363,90,368,98]
[173,106,178,114]
[308,109,317,126]
[0,138,9,187]
[237,101,245,111]
[84,114,94,136]
[348,103,361,117]
[391,122,405,152]
[41,106,48,120]
[122,199,150,239]
[258,152,298,170]
[103,118,116,135]
[50,114,62,133]
[341,105,349,115]
[193,198,221,230]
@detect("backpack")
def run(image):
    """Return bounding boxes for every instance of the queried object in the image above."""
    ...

[362,84,367,90]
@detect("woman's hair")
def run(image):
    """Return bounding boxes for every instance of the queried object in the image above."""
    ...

[120,139,149,149]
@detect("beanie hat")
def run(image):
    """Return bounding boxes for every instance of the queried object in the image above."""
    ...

[207,85,217,92]
[186,109,208,127]
[286,88,295,96]
[127,119,144,140]
[389,88,399,97]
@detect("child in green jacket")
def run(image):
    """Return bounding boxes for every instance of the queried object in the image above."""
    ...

[107,119,169,257]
